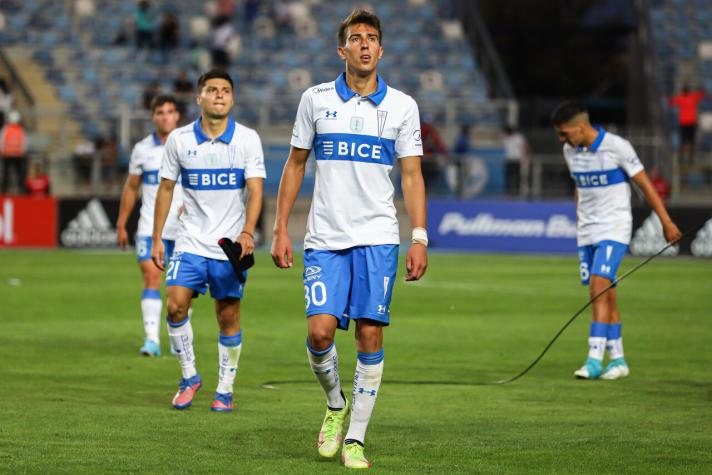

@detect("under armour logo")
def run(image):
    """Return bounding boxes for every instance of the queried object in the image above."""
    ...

[187,150,197,156]
[357,387,377,396]
[325,110,337,119]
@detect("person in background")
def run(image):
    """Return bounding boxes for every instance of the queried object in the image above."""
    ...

[502,125,531,197]
[669,85,705,166]
[134,0,155,50]
[420,114,448,192]
[25,161,51,198]
[649,165,671,202]
[158,12,180,63]
[0,110,27,195]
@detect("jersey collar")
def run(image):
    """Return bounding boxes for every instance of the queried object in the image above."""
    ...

[151,132,162,146]
[192,116,236,145]
[577,126,606,153]
[334,72,388,105]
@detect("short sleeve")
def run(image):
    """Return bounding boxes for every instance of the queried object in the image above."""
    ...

[160,131,181,181]
[614,138,644,177]
[244,130,266,179]
[128,143,143,176]
[395,97,423,158]
[290,90,315,149]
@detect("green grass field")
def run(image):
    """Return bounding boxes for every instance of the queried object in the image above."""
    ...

[0,249,710,474]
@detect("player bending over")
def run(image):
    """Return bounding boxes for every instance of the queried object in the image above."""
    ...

[271,9,428,469]
[117,95,183,357]
[152,70,265,411]
[552,101,681,380]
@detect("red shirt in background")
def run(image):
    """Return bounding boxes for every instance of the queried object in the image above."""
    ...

[669,91,705,126]
[25,174,50,197]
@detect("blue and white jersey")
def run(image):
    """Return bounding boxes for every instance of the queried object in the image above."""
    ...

[291,73,422,250]
[160,117,266,260]
[128,132,183,239]
[563,127,644,246]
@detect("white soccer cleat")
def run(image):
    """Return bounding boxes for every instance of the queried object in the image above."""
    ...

[601,359,630,380]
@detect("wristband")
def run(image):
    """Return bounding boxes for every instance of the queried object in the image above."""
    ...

[411,227,428,247]
[240,230,254,239]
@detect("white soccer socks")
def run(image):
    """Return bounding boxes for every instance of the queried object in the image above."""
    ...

[307,341,345,409]
[605,323,624,360]
[167,316,197,378]
[141,289,162,343]
[217,331,242,394]
[345,350,384,446]
[588,322,607,361]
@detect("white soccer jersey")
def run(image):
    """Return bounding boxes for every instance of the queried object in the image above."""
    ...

[128,133,183,239]
[160,117,266,260]
[291,73,423,250]
[563,127,644,246]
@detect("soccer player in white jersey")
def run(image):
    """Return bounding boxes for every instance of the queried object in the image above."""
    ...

[117,95,182,357]
[552,101,681,380]
[271,9,428,469]
[152,70,265,411]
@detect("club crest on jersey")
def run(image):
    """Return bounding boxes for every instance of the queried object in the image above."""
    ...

[325,110,338,120]
[350,116,364,132]
[377,110,388,139]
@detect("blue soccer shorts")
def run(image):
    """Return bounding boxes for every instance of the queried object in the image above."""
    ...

[135,235,175,265]
[577,240,628,285]
[165,251,246,300]
[303,245,399,330]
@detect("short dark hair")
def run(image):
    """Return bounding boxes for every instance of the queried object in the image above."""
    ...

[196,69,234,91]
[337,9,382,47]
[551,101,588,126]
[150,94,178,113]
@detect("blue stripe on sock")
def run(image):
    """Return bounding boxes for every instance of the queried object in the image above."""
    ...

[166,316,189,328]
[142,289,161,300]
[306,338,334,356]
[219,331,242,347]
[608,323,622,340]
[590,322,609,338]
[357,349,384,365]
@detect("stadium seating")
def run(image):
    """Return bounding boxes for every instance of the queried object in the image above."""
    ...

[0,0,495,140]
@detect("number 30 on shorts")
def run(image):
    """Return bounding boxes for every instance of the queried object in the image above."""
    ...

[304,281,327,308]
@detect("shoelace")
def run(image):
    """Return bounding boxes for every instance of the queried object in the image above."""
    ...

[322,410,341,440]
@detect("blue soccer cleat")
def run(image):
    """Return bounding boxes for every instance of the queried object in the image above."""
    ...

[210,392,234,412]
[574,357,602,379]
[601,357,630,380]
[139,339,161,357]
[172,374,202,409]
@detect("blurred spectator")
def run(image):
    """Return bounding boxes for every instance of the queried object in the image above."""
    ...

[158,12,180,62]
[25,161,51,197]
[502,125,531,197]
[0,78,13,129]
[98,136,119,185]
[420,115,448,191]
[210,16,235,70]
[134,0,155,50]
[669,85,705,165]
[447,124,472,194]
[272,0,293,31]
[650,165,671,202]
[216,0,236,21]
[453,124,471,156]
[243,0,259,28]
[173,70,193,118]
[142,81,162,110]
[73,139,96,185]
[0,110,27,195]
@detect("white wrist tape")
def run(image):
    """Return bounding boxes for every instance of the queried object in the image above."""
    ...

[411,227,428,247]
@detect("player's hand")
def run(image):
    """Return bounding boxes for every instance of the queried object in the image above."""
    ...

[405,243,427,281]
[237,231,255,259]
[117,226,129,250]
[662,220,682,243]
[270,230,293,269]
[151,239,165,271]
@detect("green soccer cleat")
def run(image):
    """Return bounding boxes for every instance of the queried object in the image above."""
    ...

[317,398,350,458]
[342,441,371,469]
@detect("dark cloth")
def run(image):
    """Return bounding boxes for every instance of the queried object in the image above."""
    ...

[680,124,697,145]
[1,157,27,194]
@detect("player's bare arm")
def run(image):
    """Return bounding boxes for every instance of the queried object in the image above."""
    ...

[631,170,682,242]
[116,174,142,250]
[151,177,176,270]
[237,177,264,259]
[400,155,428,281]
[270,146,310,269]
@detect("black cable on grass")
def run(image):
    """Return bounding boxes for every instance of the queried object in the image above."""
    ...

[261,221,708,389]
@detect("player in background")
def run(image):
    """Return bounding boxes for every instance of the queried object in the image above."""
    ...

[152,70,265,412]
[117,95,182,357]
[552,101,681,380]
[271,9,427,469]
